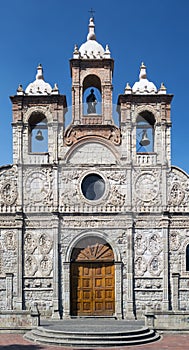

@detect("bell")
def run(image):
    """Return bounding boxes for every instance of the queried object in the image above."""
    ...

[35,130,44,141]
[139,130,150,147]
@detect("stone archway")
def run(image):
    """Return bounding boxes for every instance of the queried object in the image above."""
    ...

[70,237,115,317]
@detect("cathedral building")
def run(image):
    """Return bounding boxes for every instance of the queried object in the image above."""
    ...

[0,17,189,327]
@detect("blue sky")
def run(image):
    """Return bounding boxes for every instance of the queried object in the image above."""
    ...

[0,0,188,172]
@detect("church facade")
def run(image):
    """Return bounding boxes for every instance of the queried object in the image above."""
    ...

[0,18,189,323]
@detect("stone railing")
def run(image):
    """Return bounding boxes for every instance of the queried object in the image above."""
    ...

[137,153,157,166]
[81,115,103,125]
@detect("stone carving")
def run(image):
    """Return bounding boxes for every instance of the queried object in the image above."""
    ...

[25,255,38,276]
[148,233,162,254]
[107,186,126,206]
[4,231,16,250]
[135,256,147,276]
[170,231,180,251]
[135,173,159,202]
[167,168,189,208]
[40,256,52,276]
[168,182,185,206]
[64,125,121,146]
[134,233,146,254]
[39,233,52,254]
[1,181,17,205]
[24,233,37,254]
[106,171,127,184]
[149,255,163,276]
[24,168,53,205]
[135,279,162,289]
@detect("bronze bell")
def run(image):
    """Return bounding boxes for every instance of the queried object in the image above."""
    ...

[35,130,44,141]
[139,130,150,147]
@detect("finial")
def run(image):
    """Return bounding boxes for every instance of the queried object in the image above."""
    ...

[51,83,59,95]
[139,62,147,80]
[17,84,24,95]
[125,82,132,94]
[158,82,167,94]
[36,64,44,80]
[87,17,96,41]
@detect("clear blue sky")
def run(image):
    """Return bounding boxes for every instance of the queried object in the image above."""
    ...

[0,0,188,173]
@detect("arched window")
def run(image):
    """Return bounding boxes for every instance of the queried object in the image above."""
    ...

[186,245,189,271]
[83,74,102,115]
[136,111,155,153]
[29,113,48,153]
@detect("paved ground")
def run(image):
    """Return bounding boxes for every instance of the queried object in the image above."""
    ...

[0,333,189,350]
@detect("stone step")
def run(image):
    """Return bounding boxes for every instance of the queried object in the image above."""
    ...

[25,325,160,347]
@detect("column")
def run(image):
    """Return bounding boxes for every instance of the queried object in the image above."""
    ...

[172,273,180,311]
[126,224,135,319]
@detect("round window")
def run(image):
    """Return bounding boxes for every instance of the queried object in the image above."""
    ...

[81,174,105,201]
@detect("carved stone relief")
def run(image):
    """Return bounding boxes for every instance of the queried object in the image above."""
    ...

[134,230,163,277]
[24,168,53,205]
[24,231,53,277]
[168,168,189,207]
[135,173,159,202]
[0,166,18,206]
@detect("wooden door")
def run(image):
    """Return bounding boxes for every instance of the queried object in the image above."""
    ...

[71,262,115,316]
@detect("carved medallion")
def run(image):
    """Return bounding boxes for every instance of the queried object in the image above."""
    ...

[170,231,180,251]
[135,173,159,202]
[149,255,163,276]
[4,231,16,250]
[134,233,146,254]
[169,182,185,206]
[25,255,37,276]
[39,233,52,254]
[25,170,52,204]
[24,233,37,254]
[40,256,52,276]
[1,181,17,205]
[148,233,162,254]
[135,256,147,276]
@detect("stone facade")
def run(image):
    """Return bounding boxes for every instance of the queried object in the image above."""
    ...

[0,18,189,324]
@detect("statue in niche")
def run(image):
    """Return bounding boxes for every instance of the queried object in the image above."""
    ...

[86,88,97,114]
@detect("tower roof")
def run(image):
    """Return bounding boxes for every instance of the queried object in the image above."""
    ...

[76,18,111,59]
[25,64,53,95]
[132,63,157,94]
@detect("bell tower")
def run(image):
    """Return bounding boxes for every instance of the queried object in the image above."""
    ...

[65,18,120,146]
[117,63,173,166]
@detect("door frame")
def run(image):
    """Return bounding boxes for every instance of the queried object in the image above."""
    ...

[62,232,123,319]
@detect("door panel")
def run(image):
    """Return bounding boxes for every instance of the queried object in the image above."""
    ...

[71,262,115,316]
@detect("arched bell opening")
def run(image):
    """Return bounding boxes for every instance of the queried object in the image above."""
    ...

[70,236,115,317]
[83,74,102,116]
[136,111,155,153]
[28,113,48,153]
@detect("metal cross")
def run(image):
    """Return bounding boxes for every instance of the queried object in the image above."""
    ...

[89,8,95,18]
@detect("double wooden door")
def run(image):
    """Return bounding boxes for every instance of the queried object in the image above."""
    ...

[71,262,115,316]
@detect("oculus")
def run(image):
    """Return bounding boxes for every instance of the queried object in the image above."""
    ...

[81,173,105,201]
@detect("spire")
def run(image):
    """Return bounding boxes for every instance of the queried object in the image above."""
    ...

[139,62,147,80]
[87,17,96,41]
[36,64,44,80]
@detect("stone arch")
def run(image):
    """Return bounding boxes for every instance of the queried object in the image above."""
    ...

[23,106,53,124]
[65,138,120,165]
[134,105,158,122]
[65,230,121,263]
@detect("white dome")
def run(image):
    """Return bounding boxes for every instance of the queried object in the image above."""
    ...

[79,39,105,58]
[25,64,52,95]
[77,18,110,59]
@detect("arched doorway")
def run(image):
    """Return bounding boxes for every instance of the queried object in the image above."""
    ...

[70,236,115,316]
